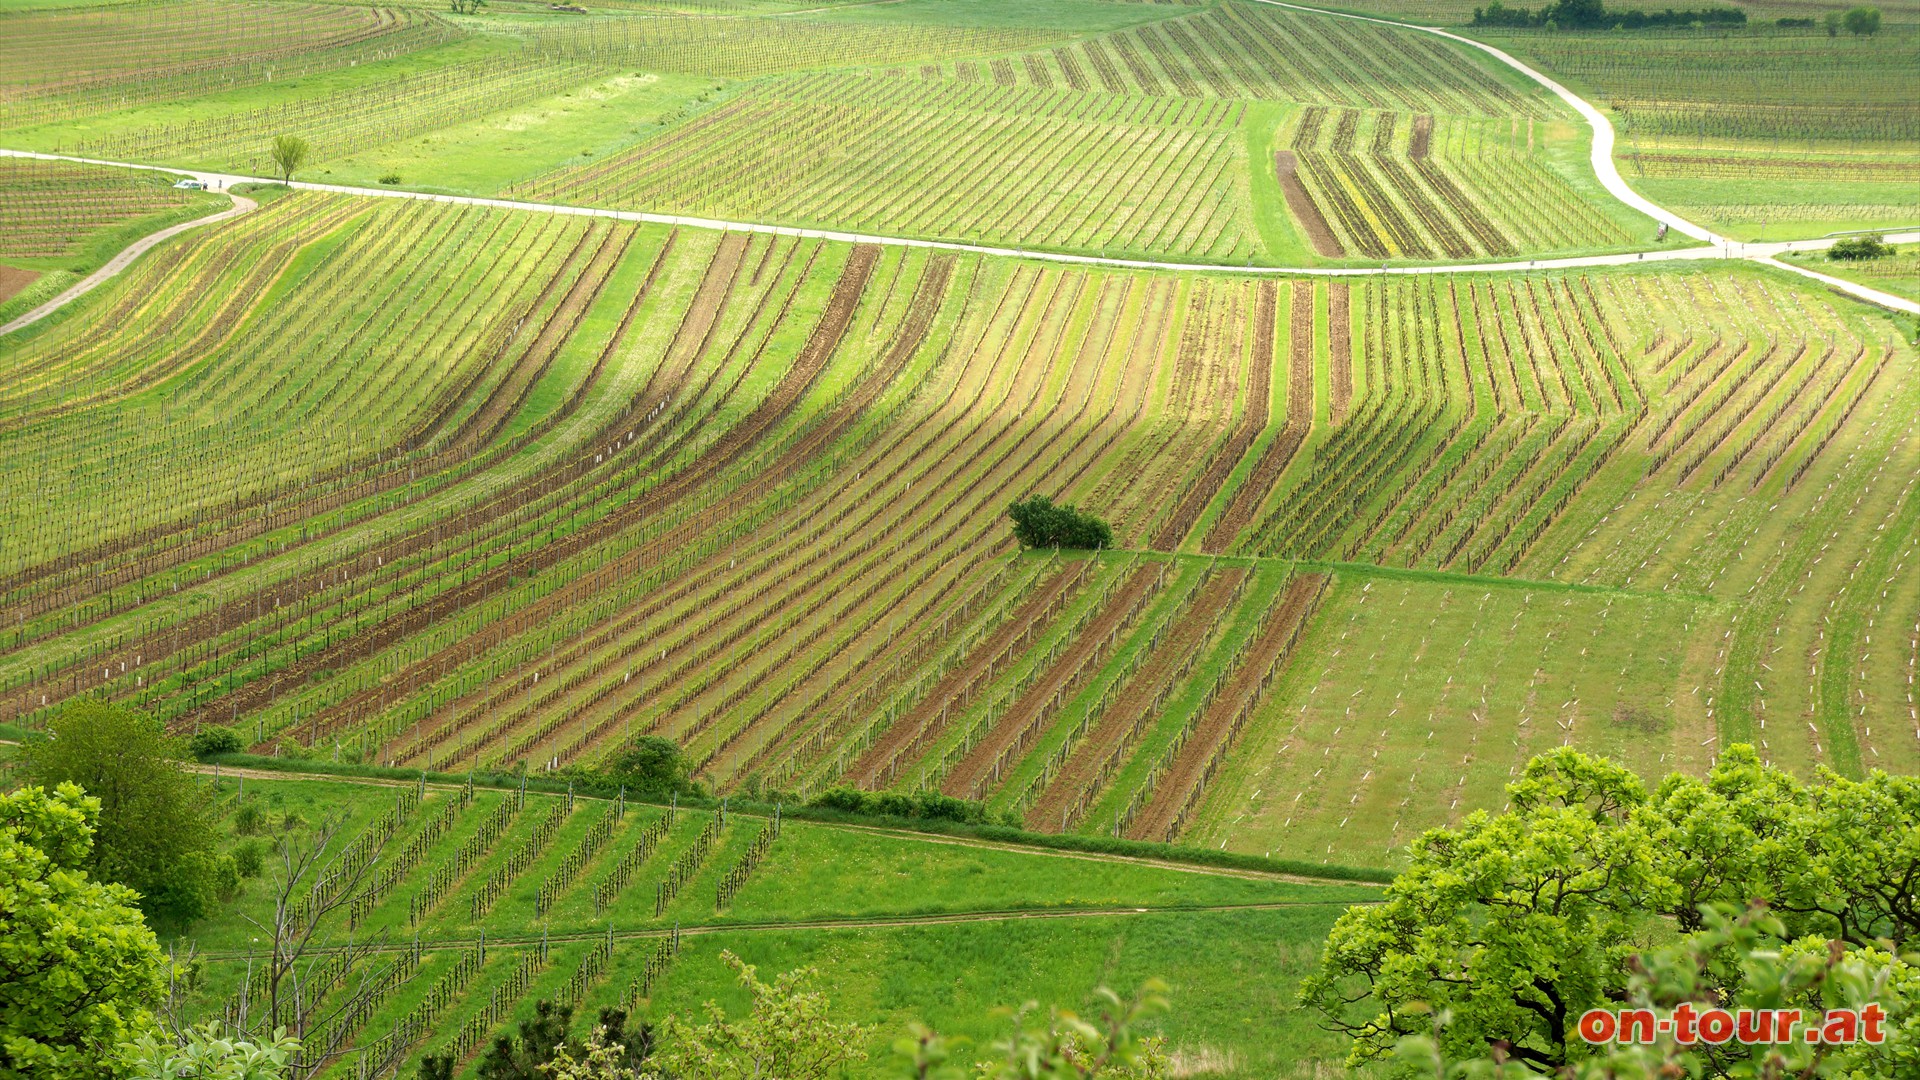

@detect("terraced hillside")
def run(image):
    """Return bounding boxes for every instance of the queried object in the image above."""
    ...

[1,193,1911,873]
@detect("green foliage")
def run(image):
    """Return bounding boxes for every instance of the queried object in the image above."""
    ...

[897,981,1170,1080]
[19,702,226,925]
[1843,5,1880,33]
[807,786,991,824]
[1305,745,1920,1071]
[188,726,246,760]
[232,800,266,837]
[269,135,309,184]
[651,951,868,1080]
[0,783,164,1080]
[1393,904,1915,1078]
[1830,233,1894,260]
[122,1022,300,1080]
[478,1000,574,1080]
[1472,0,1745,27]
[231,839,264,879]
[604,735,691,797]
[1007,496,1112,551]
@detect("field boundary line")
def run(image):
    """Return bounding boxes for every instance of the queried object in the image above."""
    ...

[186,898,1381,962]
[0,187,256,336]
[178,761,1391,884]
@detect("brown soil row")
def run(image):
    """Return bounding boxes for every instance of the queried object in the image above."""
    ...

[0,211,610,623]
[311,244,905,758]
[72,239,856,734]
[144,244,873,737]
[845,563,1085,788]
[1151,281,1278,551]
[1273,150,1344,259]
[1023,566,1248,831]
[0,229,669,724]
[515,252,963,768]
[1408,114,1432,160]
[1201,284,1314,554]
[1126,572,1327,844]
[1329,283,1352,424]
[0,266,40,305]
[940,563,1167,800]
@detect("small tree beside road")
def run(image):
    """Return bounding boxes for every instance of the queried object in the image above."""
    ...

[270,136,309,185]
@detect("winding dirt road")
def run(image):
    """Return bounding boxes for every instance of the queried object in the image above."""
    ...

[0,188,256,336]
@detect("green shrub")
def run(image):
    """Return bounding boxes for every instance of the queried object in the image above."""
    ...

[1007,495,1113,550]
[1831,233,1895,260]
[805,786,991,824]
[188,725,245,760]
[232,801,266,837]
[602,735,690,796]
[1843,5,1880,33]
[231,839,265,879]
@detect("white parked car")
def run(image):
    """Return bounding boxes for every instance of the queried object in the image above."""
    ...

[173,178,206,190]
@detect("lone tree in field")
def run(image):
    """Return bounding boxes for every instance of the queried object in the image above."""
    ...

[270,135,310,185]
[1008,495,1112,551]
[1843,4,1881,33]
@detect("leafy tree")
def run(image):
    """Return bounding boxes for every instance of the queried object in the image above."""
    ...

[1392,904,1915,1079]
[20,701,227,924]
[1843,5,1881,33]
[652,952,868,1080]
[418,1056,455,1080]
[1306,745,1920,1071]
[480,1000,575,1080]
[604,735,689,796]
[1825,8,1844,33]
[122,1022,300,1080]
[269,135,309,185]
[1302,749,1666,1072]
[188,725,246,760]
[0,784,164,1079]
[1830,233,1894,260]
[1007,496,1113,551]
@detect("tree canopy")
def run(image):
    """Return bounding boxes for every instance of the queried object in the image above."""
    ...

[1303,746,1920,1073]
[269,135,309,184]
[0,783,164,1079]
[603,735,691,797]
[1007,496,1113,551]
[20,701,229,925]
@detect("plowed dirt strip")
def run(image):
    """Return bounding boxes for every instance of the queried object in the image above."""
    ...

[1024,566,1250,832]
[1329,283,1352,423]
[940,563,1169,800]
[1202,283,1313,554]
[1274,150,1344,259]
[1152,281,1279,551]
[163,245,880,733]
[845,564,1085,788]
[1127,572,1328,844]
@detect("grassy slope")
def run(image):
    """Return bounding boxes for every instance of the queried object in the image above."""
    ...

[183,774,1377,1078]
